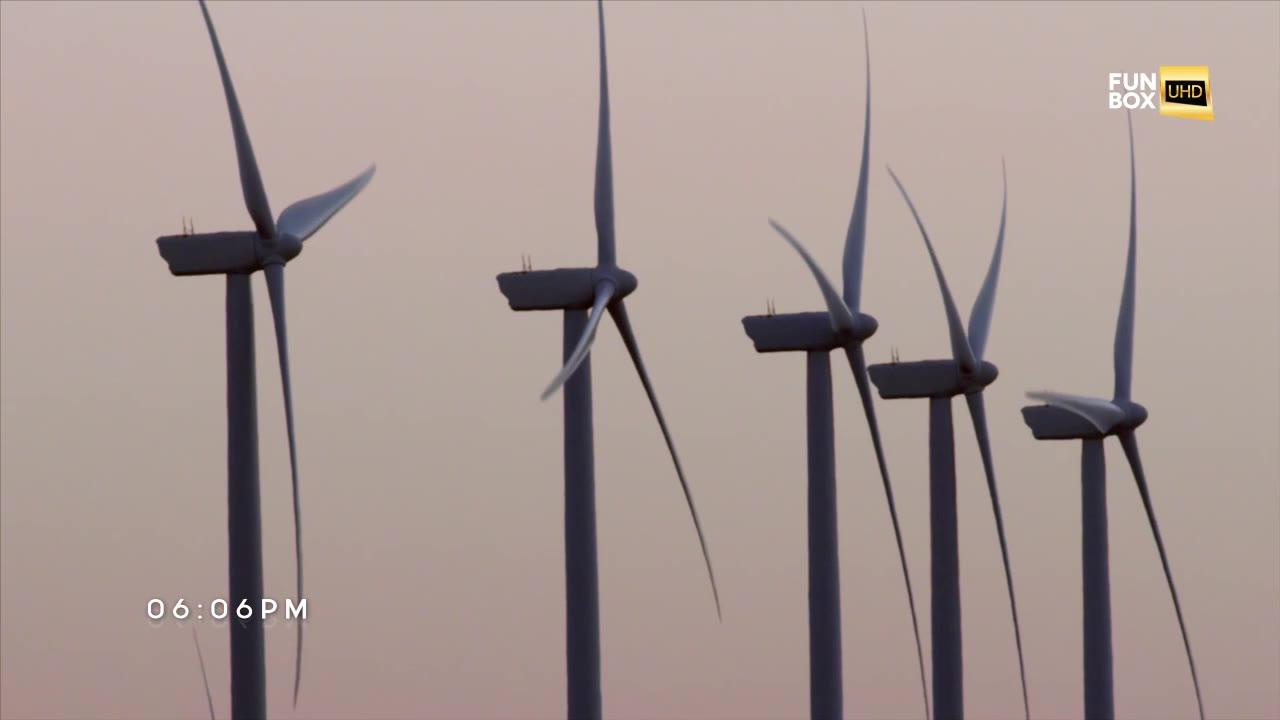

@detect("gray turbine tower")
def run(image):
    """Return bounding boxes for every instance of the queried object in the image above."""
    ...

[740,15,928,720]
[1021,115,1203,720]
[495,3,718,718]
[156,1,375,716]
[868,164,1030,720]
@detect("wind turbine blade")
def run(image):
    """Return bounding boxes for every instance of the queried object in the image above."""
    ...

[276,165,376,243]
[541,283,616,401]
[197,0,275,239]
[262,263,304,708]
[841,9,871,313]
[192,628,216,720]
[886,167,976,372]
[1117,431,1204,720]
[608,299,721,619]
[594,0,617,266]
[966,392,1031,720]
[966,160,1007,362]
[767,219,857,333]
[1025,390,1125,434]
[844,344,930,719]
[1113,113,1137,402]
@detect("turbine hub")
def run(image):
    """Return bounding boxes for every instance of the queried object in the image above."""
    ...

[849,312,879,342]
[965,361,999,390]
[1115,399,1149,430]
[593,265,637,299]
[258,233,302,266]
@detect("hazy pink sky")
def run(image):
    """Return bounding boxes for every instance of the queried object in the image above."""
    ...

[2,2,1277,719]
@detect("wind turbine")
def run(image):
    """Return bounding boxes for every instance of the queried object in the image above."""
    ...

[868,163,1030,720]
[1021,115,1203,720]
[495,3,718,718]
[741,14,928,719]
[156,1,375,716]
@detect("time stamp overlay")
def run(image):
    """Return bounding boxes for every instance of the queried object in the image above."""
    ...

[147,598,307,623]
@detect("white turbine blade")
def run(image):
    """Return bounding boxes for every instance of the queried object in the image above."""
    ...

[541,283,616,400]
[593,0,617,267]
[609,299,720,618]
[844,344,930,718]
[276,165,376,243]
[841,8,872,313]
[767,219,857,333]
[966,159,1007,362]
[1025,390,1125,433]
[192,628,216,720]
[197,0,274,239]
[1118,432,1204,720]
[1113,112,1138,402]
[966,392,1031,719]
[886,167,977,372]
[263,264,305,707]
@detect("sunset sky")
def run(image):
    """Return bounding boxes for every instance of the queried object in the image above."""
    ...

[2,2,1277,718]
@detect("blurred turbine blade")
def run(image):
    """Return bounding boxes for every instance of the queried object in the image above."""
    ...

[966,160,1007,361]
[193,628,216,720]
[844,344,930,719]
[886,167,976,372]
[841,9,871,313]
[263,263,305,707]
[197,0,275,238]
[1117,431,1204,720]
[966,392,1031,720]
[594,0,616,266]
[1025,390,1125,434]
[276,165,377,243]
[608,299,721,619]
[1114,112,1138,402]
[541,283,615,401]
[767,219,857,333]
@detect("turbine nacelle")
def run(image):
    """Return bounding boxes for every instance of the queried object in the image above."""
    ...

[867,358,998,399]
[156,230,303,277]
[496,265,637,311]
[741,310,878,353]
[1021,398,1148,440]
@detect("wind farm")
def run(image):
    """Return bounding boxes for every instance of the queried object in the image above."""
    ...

[1,2,1274,720]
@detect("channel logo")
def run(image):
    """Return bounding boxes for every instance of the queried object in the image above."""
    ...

[1108,67,1213,121]
[1159,66,1213,120]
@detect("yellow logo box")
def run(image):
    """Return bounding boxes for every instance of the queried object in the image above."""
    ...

[1160,66,1213,121]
